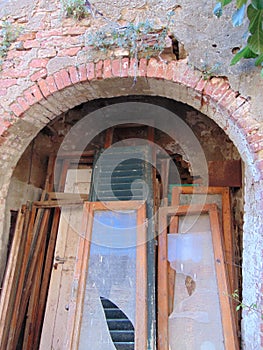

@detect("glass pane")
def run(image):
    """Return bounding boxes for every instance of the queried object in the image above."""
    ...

[167,216,225,349]
[78,210,137,350]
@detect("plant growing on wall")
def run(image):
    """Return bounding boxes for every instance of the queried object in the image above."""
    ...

[61,1,175,81]
[61,0,90,20]
[86,12,174,82]
[214,0,263,77]
[86,20,168,58]
[0,20,21,67]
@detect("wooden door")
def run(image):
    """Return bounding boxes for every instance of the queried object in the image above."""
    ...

[40,168,92,349]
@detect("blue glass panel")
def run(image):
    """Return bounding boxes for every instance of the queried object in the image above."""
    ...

[91,210,137,248]
[78,210,137,350]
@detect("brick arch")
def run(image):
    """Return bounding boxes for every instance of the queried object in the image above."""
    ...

[1,58,261,181]
[0,57,262,347]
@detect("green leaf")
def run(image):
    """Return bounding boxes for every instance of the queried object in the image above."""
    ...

[255,52,263,64]
[236,0,248,8]
[232,290,239,298]
[248,30,263,54]
[252,0,263,10]
[247,4,263,34]
[220,0,233,6]
[230,45,258,65]
[236,304,242,311]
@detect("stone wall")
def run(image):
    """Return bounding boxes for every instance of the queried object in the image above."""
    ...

[0,1,262,348]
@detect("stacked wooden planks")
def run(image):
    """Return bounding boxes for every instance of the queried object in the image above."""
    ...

[0,192,90,349]
[0,153,92,350]
[0,201,54,349]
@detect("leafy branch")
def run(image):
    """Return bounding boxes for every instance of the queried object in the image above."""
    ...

[230,289,263,319]
[214,0,263,77]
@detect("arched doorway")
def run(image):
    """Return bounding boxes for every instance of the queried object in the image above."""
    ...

[0,60,261,348]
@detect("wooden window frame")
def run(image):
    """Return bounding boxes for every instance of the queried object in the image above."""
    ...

[171,186,236,294]
[66,201,148,350]
[158,203,238,350]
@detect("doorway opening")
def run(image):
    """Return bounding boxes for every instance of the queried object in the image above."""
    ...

[1,97,243,349]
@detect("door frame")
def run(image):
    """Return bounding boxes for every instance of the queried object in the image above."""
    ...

[66,200,148,350]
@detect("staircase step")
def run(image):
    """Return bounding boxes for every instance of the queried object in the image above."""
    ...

[114,342,134,350]
[110,330,134,342]
[106,319,134,331]
[104,308,127,319]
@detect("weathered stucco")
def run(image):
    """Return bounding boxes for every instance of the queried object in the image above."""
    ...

[0,0,262,348]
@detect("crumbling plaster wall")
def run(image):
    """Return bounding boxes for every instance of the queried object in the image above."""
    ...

[1,132,53,274]
[0,0,262,349]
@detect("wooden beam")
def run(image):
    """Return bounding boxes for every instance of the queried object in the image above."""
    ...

[0,206,27,349]
[56,150,95,159]
[45,155,56,192]
[135,204,147,350]
[47,192,89,201]
[147,126,155,143]
[222,188,235,293]
[158,207,169,350]
[167,188,180,316]
[160,158,170,206]
[209,205,239,350]
[104,127,114,149]
[58,159,71,192]
[33,207,61,349]
[6,206,33,349]
[13,209,51,346]
[33,199,86,208]
[66,202,92,349]
[23,229,47,350]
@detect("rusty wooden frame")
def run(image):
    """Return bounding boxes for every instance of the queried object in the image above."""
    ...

[66,201,148,350]
[158,203,238,350]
